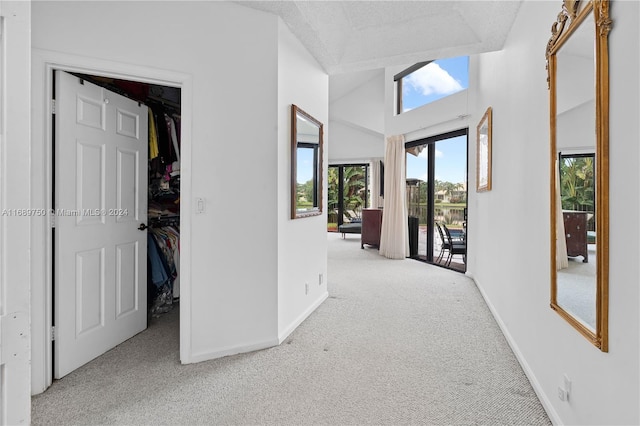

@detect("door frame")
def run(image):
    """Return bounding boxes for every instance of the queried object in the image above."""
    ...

[328,163,370,230]
[30,49,193,394]
[405,128,468,267]
[1,1,32,422]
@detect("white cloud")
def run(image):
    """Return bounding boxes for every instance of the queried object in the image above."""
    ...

[406,63,463,97]
[418,148,444,158]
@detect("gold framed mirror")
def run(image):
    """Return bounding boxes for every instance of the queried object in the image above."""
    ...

[291,104,324,219]
[547,0,611,351]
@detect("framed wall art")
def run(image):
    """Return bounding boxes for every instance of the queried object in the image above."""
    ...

[476,106,492,192]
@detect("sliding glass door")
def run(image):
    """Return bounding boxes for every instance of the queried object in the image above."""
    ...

[406,130,468,271]
[327,164,369,232]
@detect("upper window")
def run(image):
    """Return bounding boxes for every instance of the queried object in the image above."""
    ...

[395,56,469,114]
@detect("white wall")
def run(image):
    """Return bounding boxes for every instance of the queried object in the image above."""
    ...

[556,54,594,116]
[328,120,384,162]
[331,72,385,135]
[468,1,639,424]
[30,1,298,391]
[329,71,385,162]
[384,75,471,142]
[557,100,596,152]
[277,20,329,339]
[556,52,595,150]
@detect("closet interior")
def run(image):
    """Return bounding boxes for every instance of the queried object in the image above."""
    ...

[73,73,182,321]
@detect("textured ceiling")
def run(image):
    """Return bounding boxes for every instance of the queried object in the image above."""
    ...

[238,0,523,75]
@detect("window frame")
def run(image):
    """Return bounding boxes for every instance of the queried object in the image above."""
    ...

[395,57,468,114]
[394,61,432,115]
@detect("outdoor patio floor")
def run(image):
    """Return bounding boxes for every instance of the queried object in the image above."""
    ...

[329,224,467,273]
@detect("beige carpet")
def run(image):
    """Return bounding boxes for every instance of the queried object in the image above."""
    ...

[31,233,550,425]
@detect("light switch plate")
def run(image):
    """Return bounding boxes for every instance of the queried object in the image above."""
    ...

[196,197,205,214]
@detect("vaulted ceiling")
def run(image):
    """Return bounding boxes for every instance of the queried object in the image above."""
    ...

[238,1,523,146]
[239,1,523,75]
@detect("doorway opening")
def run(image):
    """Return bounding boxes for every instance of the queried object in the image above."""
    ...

[405,129,468,272]
[52,70,182,379]
[327,164,370,232]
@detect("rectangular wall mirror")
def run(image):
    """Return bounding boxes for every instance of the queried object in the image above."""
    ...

[546,0,611,351]
[291,104,324,219]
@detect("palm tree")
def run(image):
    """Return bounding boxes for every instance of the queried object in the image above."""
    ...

[328,167,339,210]
[327,167,340,225]
[343,166,366,214]
[560,156,594,211]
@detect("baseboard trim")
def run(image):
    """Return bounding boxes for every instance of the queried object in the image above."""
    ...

[472,277,561,426]
[187,337,280,364]
[278,291,328,344]
[185,291,329,364]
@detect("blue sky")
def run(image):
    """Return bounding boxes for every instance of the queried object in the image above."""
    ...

[297,148,315,184]
[403,56,469,112]
[406,135,468,185]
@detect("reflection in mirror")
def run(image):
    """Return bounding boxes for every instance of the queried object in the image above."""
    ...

[291,104,324,219]
[557,153,596,329]
[547,0,611,351]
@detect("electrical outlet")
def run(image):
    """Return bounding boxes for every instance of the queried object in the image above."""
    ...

[557,374,571,402]
[557,387,567,401]
[305,283,309,295]
[563,374,571,401]
[563,374,571,393]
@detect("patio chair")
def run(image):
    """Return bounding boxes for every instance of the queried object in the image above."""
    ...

[441,223,466,266]
[435,222,449,263]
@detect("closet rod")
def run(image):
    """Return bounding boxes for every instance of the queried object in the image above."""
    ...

[147,95,181,111]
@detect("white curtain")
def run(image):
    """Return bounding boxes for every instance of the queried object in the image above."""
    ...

[370,158,384,209]
[556,159,569,269]
[380,135,409,259]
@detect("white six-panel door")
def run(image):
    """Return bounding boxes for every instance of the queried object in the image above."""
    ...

[54,71,148,378]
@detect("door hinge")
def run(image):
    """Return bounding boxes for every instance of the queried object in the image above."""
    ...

[51,214,56,228]
[51,99,56,115]
[51,326,56,341]
[0,312,30,364]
